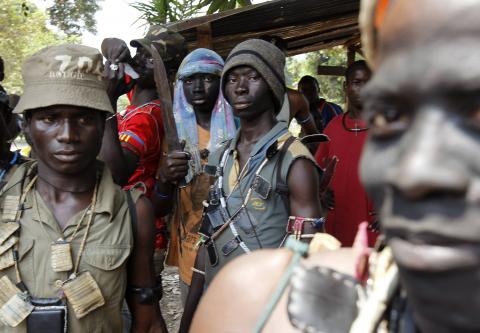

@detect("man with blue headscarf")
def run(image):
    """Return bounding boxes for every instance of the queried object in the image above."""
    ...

[156,48,236,303]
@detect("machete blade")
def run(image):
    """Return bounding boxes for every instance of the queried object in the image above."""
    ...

[149,44,181,151]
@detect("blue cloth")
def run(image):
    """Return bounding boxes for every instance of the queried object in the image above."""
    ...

[319,100,343,129]
[173,48,237,178]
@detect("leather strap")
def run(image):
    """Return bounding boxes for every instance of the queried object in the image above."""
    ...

[275,136,296,210]
[125,191,137,242]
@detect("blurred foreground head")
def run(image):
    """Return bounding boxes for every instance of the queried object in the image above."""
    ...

[359,0,480,331]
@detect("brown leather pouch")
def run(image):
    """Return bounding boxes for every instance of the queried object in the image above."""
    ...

[288,265,360,333]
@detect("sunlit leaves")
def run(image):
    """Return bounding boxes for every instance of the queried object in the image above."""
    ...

[131,0,252,24]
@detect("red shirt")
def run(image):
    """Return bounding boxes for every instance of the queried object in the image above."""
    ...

[117,101,164,196]
[117,101,167,249]
[315,114,377,247]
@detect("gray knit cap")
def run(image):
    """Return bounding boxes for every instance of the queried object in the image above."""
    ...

[222,39,286,110]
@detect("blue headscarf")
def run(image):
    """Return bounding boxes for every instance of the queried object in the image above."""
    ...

[173,48,236,178]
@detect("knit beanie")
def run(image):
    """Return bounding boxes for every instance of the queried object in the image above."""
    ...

[222,39,286,110]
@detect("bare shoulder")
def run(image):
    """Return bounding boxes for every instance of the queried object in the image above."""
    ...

[197,247,356,299]
[191,247,357,333]
[215,248,293,289]
[191,249,293,333]
[133,195,155,239]
[201,248,293,302]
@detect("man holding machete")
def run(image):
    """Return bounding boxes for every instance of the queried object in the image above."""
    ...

[155,48,237,305]
[100,27,187,316]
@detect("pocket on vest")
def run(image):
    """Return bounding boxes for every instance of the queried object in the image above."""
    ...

[83,245,131,271]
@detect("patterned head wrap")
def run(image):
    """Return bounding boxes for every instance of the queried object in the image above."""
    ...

[173,48,236,177]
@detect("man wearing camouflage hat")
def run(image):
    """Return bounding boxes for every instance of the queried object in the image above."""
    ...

[0,44,166,332]
[100,26,188,282]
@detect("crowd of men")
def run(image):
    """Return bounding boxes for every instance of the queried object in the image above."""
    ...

[0,0,479,332]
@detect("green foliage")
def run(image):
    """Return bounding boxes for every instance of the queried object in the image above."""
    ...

[204,0,251,14]
[286,46,347,108]
[131,0,252,25]
[47,0,102,36]
[0,0,78,94]
[131,0,203,24]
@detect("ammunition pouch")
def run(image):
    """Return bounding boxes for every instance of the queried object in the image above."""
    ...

[199,202,225,239]
[221,236,242,256]
[26,298,67,333]
[232,207,258,236]
[288,265,360,333]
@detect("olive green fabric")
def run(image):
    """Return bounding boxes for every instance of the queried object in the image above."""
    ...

[0,161,139,333]
[13,44,113,114]
[204,123,317,286]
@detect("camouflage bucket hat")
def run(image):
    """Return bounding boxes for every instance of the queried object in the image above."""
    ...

[130,25,187,67]
[14,44,113,114]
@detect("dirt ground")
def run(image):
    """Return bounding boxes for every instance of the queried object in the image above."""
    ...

[160,265,184,332]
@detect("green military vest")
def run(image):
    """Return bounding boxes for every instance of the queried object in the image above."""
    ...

[0,161,137,333]
[204,122,317,286]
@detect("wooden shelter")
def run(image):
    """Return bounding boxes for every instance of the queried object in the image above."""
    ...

[168,0,361,75]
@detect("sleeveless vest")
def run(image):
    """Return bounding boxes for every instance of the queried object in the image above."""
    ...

[203,123,317,286]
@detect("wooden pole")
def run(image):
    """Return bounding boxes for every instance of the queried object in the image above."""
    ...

[347,45,356,65]
[197,23,213,49]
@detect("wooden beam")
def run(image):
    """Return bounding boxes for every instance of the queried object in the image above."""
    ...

[317,65,346,76]
[347,45,356,65]
[196,23,213,48]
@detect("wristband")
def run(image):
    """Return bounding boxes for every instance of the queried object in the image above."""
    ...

[297,113,313,125]
[128,284,162,304]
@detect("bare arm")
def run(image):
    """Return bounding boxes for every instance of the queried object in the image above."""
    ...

[126,196,167,333]
[288,158,323,217]
[100,117,139,186]
[101,38,132,82]
[100,37,138,186]
[152,148,190,216]
[287,89,318,136]
[179,246,206,333]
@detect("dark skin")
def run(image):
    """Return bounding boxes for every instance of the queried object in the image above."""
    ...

[183,73,220,130]
[318,66,371,211]
[298,78,325,132]
[25,105,166,332]
[226,66,279,167]
[360,0,480,331]
[26,106,104,227]
[155,73,221,209]
[286,88,318,136]
[100,40,158,186]
[344,67,371,119]
[225,65,320,216]
[180,66,322,332]
[101,39,177,217]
